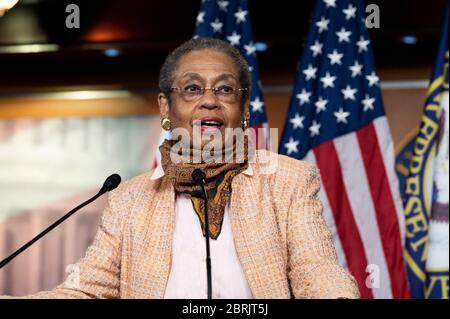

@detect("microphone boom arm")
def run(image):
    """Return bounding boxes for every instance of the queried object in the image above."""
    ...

[0,174,121,270]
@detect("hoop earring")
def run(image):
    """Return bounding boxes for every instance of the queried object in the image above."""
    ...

[242,117,250,130]
[161,117,171,131]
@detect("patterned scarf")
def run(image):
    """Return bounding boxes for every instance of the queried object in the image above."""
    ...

[159,139,248,239]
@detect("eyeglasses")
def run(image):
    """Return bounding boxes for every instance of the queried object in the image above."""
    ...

[170,85,248,103]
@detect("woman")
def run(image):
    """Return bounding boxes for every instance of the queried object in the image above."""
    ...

[6,38,359,299]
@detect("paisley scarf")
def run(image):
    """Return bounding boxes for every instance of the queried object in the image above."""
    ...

[159,139,248,239]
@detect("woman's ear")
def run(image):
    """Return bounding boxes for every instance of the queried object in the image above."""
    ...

[158,93,170,118]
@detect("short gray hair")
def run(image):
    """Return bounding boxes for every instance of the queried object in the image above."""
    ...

[158,37,251,106]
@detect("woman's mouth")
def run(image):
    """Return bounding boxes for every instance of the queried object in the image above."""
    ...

[196,117,225,133]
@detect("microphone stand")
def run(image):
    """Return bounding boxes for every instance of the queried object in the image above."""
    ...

[199,181,212,300]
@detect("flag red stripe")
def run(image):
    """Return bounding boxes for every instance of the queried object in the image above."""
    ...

[313,141,374,298]
[356,123,411,298]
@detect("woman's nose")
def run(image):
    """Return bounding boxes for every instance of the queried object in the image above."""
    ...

[199,89,220,109]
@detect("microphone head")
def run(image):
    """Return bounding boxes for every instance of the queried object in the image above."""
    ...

[102,174,121,192]
[192,169,206,185]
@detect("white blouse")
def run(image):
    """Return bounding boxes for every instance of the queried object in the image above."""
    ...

[150,164,254,299]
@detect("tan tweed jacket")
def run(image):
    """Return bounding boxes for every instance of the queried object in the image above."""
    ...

[11,151,360,299]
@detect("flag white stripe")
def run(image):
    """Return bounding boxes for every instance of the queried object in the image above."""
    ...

[333,132,393,299]
[373,117,406,243]
[304,151,349,271]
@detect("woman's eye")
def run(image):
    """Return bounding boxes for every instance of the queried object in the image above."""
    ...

[184,85,202,93]
[217,86,234,94]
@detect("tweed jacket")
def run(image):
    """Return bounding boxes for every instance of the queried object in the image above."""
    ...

[18,150,360,299]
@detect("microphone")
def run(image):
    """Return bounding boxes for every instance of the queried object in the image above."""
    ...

[192,168,206,185]
[192,169,212,300]
[0,174,122,270]
[100,173,121,194]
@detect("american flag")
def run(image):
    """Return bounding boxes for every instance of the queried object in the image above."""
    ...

[193,0,269,149]
[279,0,410,298]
